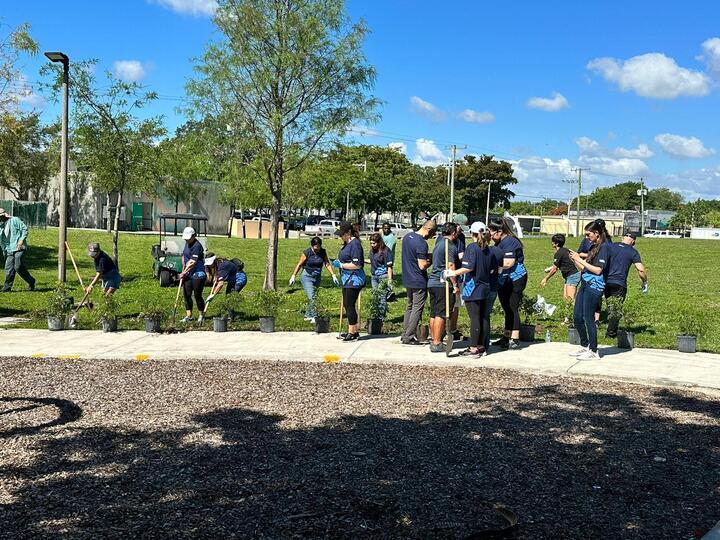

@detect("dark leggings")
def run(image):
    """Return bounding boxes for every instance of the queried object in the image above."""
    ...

[465,299,488,349]
[342,287,361,325]
[498,274,527,332]
[183,278,206,312]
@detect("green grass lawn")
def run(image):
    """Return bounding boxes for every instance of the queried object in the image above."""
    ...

[2,228,719,353]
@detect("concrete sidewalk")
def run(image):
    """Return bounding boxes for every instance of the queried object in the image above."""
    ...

[4,328,720,395]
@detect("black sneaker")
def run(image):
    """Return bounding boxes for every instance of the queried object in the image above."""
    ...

[337,332,348,340]
[507,339,520,350]
[492,337,510,349]
[401,338,422,346]
[452,330,463,340]
[342,332,359,342]
[429,343,445,353]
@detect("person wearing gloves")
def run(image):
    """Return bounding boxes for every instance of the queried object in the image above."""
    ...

[289,236,338,322]
[488,217,527,350]
[400,219,436,345]
[0,208,35,292]
[85,243,121,296]
[204,252,247,296]
[443,223,501,357]
[426,223,459,353]
[367,233,393,320]
[448,214,468,340]
[333,221,365,342]
[604,231,648,338]
[568,220,613,360]
[179,226,206,323]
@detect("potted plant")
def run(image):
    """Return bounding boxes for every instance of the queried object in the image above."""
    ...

[519,296,538,342]
[257,289,283,333]
[607,296,637,350]
[677,311,708,353]
[212,295,230,333]
[94,295,119,333]
[311,288,332,334]
[46,283,73,331]
[367,281,389,335]
[139,298,164,333]
[564,300,581,345]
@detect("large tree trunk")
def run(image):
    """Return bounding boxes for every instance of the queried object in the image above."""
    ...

[263,188,282,290]
[112,190,122,269]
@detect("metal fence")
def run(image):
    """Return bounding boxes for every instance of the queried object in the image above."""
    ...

[0,200,48,228]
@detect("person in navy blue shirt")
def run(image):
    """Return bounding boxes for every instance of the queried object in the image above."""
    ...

[604,231,648,337]
[289,237,339,321]
[427,223,459,352]
[400,219,436,345]
[367,233,394,320]
[179,226,206,323]
[449,214,468,339]
[85,242,121,295]
[488,217,527,350]
[577,219,607,326]
[445,226,501,356]
[568,220,613,360]
[333,222,366,342]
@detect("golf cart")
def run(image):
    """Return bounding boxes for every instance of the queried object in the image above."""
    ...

[151,213,209,287]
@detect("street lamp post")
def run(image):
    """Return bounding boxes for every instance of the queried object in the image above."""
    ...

[45,51,69,282]
[482,179,499,225]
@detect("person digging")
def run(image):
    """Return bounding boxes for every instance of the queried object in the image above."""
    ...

[85,243,122,297]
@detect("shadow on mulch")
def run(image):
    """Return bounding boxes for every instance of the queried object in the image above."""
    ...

[0,397,82,438]
[1,387,718,538]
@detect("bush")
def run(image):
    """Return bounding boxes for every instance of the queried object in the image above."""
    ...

[519,296,539,325]
[211,294,231,319]
[678,310,709,337]
[367,281,389,320]
[311,287,334,318]
[138,297,166,321]
[257,289,284,318]
[46,283,73,319]
[94,295,119,322]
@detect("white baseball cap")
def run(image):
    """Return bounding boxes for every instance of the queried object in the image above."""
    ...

[182,226,196,240]
[204,254,216,266]
[469,221,486,234]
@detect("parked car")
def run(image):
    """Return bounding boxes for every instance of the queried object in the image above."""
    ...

[389,222,411,238]
[643,230,682,239]
[305,219,340,235]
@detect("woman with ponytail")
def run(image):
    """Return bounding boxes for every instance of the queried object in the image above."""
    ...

[568,220,613,360]
[488,217,527,349]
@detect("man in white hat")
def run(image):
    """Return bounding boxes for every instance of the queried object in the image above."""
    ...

[0,208,35,292]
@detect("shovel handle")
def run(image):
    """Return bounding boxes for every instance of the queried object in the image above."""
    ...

[65,241,84,288]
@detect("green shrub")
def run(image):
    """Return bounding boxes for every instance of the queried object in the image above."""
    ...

[311,287,334,318]
[257,289,284,317]
[678,311,709,337]
[138,297,166,321]
[367,280,389,320]
[46,283,73,318]
[94,295,119,322]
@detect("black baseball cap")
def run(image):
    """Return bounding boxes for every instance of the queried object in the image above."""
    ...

[623,231,637,239]
[334,221,353,236]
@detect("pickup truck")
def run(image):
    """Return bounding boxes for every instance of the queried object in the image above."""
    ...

[643,230,682,239]
[305,219,341,235]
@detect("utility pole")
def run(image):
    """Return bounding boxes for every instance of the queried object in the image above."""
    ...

[637,178,648,236]
[562,178,576,236]
[482,179,499,224]
[446,144,466,219]
[571,167,589,237]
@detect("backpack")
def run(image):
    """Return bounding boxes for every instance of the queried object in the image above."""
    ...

[232,258,245,272]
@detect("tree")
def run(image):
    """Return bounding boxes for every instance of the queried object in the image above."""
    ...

[0,20,38,114]
[397,166,449,227]
[187,0,379,290]
[705,210,720,228]
[0,112,57,199]
[452,154,517,217]
[43,60,165,267]
[670,199,720,229]
[646,188,683,211]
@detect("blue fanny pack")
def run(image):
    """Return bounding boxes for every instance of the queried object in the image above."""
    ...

[341,268,366,287]
[581,271,605,291]
[509,262,527,282]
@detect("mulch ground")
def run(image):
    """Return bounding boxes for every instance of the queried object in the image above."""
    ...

[1,357,719,539]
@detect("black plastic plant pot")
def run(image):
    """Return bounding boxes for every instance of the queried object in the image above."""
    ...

[568,327,581,345]
[259,316,275,333]
[144,317,161,333]
[617,330,634,350]
[47,316,65,331]
[314,316,330,334]
[102,318,118,333]
[416,324,429,342]
[677,335,697,354]
[519,324,536,343]
[213,317,228,332]
[367,318,383,335]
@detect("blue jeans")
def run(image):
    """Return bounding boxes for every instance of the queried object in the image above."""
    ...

[371,273,388,320]
[301,270,321,317]
[573,283,604,352]
[227,272,247,293]
[483,291,498,350]
[3,249,35,291]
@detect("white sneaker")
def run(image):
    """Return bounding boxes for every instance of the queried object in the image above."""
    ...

[310,317,316,324]
[577,349,601,361]
[303,316,313,321]
[180,316,193,323]
[568,346,588,357]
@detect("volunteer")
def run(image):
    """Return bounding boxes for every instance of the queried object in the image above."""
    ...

[400,219,436,345]
[444,223,501,357]
[604,231,648,338]
[333,221,365,342]
[289,237,338,322]
[540,233,580,302]
[578,219,607,326]
[179,226,206,323]
[204,252,248,296]
[367,233,393,320]
[85,243,122,296]
[0,208,35,292]
[568,220,612,360]
[426,223,459,353]
[488,217,527,350]
[449,214,468,339]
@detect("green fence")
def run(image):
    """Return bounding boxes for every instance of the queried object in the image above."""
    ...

[0,200,48,228]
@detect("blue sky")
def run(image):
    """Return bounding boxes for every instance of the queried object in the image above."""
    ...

[6,0,720,201]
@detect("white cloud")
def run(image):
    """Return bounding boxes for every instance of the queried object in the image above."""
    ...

[113,60,147,82]
[412,138,447,166]
[654,133,716,159]
[348,125,379,137]
[575,136,654,159]
[660,165,720,200]
[388,142,407,154]
[509,156,574,199]
[613,143,654,159]
[526,92,569,112]
[457,109,495,124]
[578,156,649,177]
[575,136,603,157]
[587,53,711,99]
[409,96,445,121]
[148,0,217,16]
[701,37,720,77]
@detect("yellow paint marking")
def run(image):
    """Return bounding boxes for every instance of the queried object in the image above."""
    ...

[323,354,341,364]
[135,354,150,361]
[31,353,45,358]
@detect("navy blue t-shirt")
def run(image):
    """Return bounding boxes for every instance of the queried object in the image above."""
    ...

[461,243,500,301]
[94,251,116,276]
[607,243,641,286]
[497,235,526,281]
[339,238,365,288]
[581,241,611,291]
[183,240,205,278]
[578,238,593,254]
[370,247,393,276]
[401,232,429,289]
[217,260,238,284]
[303,247,328,277]
[455,231,466,258]
[428,238,458,288]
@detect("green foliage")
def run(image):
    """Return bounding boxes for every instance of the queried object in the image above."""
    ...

[670,199,720,229]
[574,181,684,212]
[311,287,334,318]
[646,188,683,211]
[562,300,575,327]
[138,297,166,321]
[704,210,720,228]
[451,154,518,217]
[46,283,73,318]
[93,294,119,322]
[211,294,231,319]
[677,310,709,337]
[367,280,389,320]
[256,289,284,317]
[0,20,38,114]
[519,295,538,325]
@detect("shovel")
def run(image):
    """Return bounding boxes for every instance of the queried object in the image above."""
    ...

[445,238,453,356]
[172,276,184,322]
[68,288,93,329]
[198,278,218,324]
